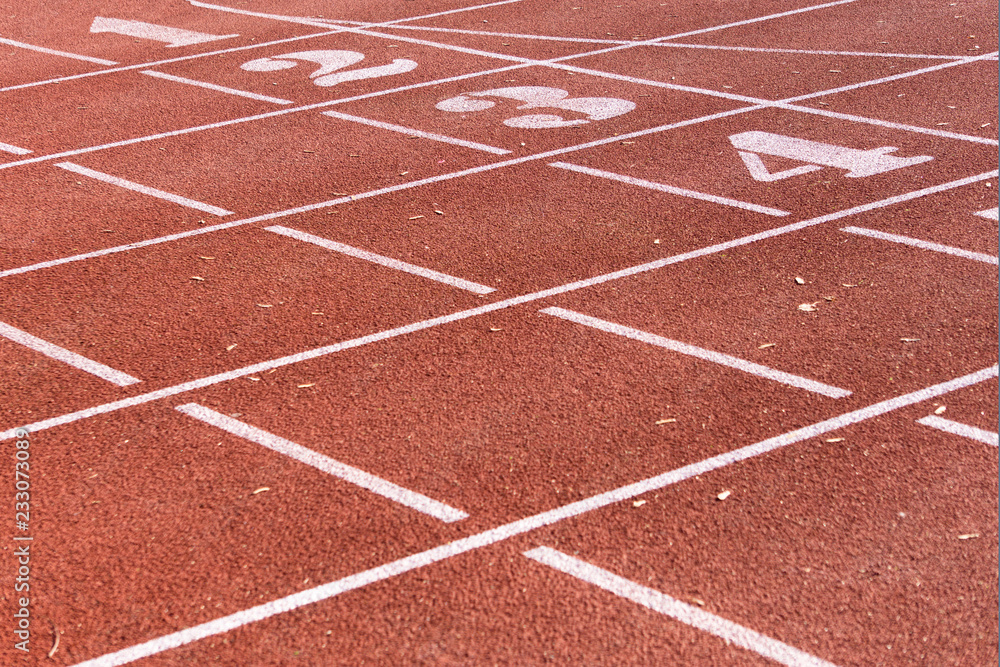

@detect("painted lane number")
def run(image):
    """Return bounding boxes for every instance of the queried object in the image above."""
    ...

[241,50,417,87]
[436,86,635,129]
[730,131,933,181]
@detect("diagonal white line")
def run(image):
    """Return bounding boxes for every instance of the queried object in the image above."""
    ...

[141,70,293,105]
[67,364,996,666]
[176,404,469,521]
[55,162,234,216]
[0,170,994,442]
[841,226,998,265]
[321,110,510,154]
[525,547,840,667]
[917,415,999,446]
[0,36,118,65]
[541,307,851,398]
[0,141,31,155]
[975,207,999,221]
[0,321,140,386]
[265,225,496,294]
[550,162,790,216]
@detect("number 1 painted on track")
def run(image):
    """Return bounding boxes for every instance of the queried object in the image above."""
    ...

[90,16,238,47]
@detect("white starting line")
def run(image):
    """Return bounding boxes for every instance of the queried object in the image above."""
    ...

[141,70,294,105]
[550,162,790,217]
[0,141,31,155]
[0,321,140,387]
[176,404,469,522]
[525,546,839,667]
[55,162,235,217]
[917,414,999,447]
[841,226,999,265]
[0,36,118,65]
[265,226,497,295]
[975,207,999,221]
[542,307,852,399]
[321,110,511,155]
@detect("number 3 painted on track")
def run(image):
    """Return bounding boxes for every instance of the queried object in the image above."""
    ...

[241,50,417,87]
[435,86,635,128]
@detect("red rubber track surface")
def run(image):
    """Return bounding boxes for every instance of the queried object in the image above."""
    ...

[0,0,996,665]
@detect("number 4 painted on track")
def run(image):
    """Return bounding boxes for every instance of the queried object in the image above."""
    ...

[730,131,933,181]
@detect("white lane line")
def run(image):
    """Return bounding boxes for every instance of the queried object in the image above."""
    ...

[653,41,963,60]
[841,226,998,265]
[542,307,851,398]
[265,226,496,294]
[653,0,858,43]
[0,36,118,65]
[0,321,140,387]
[2,164,992,442]
[0,105,759,279]
[0,168,993,438]
[525,547,839,667]
[383,24,627,45]
[141,70,293,105]
[0,142,31,155]
[68,364,996,667]
[321,110,511,154]
[176,404,468,521]
[976,207,999,221]
[917,415,999,447]
[55,162,234,217]
[550,162,789,217]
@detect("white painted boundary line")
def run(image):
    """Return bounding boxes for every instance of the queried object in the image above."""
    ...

[542,307,851,398]
[321,110,511,154]
[976,207,999,221]
[524,547,838,667]
[0,321,140,387]
[1,169,994,439]
[69,364,997,667]
[550,162,790,217]
[141,70,293,105]
[0,36,118,65]
[652,41,963,60]
[55,162,234,217]
[265,225,496,294]
[0,142,31,155]
[917,415,999,447]
[841,226,999,265]
[176,404,469,521]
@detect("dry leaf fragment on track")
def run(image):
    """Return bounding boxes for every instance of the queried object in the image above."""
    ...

[958,533,980,540]
[489,327,503,332]
[408,215,424,220]
[632,500,646,507]
[257,303,273,308]
[655,418,677,424]
[901,338,920,342]
[825,437,844,443]
[934,405,947,414]
[434,210,444,215]
[226,344,237,351]
[717,490,731,501]
[190,276,205,281]
[297,383,315,388]
[252,487,270,495]
[798,302,819,312]
[758,343,776,349]
[794,276,805,284]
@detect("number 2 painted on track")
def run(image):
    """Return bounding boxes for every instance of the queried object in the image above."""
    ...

[436,86,635,129]
[241,50,417,87]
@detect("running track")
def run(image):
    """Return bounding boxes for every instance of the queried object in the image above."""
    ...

[0,0,997,664]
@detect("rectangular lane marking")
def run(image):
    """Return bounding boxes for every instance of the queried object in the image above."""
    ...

[68,365,997,667]
[141,70,293,105]
[0,321,140,386]
[550,162,790,217]
[265,226,496,294]
[917,415,999,447]
[542,307,851,398]
[321,110,511,154]
[176,404,468,522]
[525,547,838,667]
[55,162,234,216]
[841,226,998,265]
[0,36,118,65]
[0,142,31,155]
[976,207,999,221]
